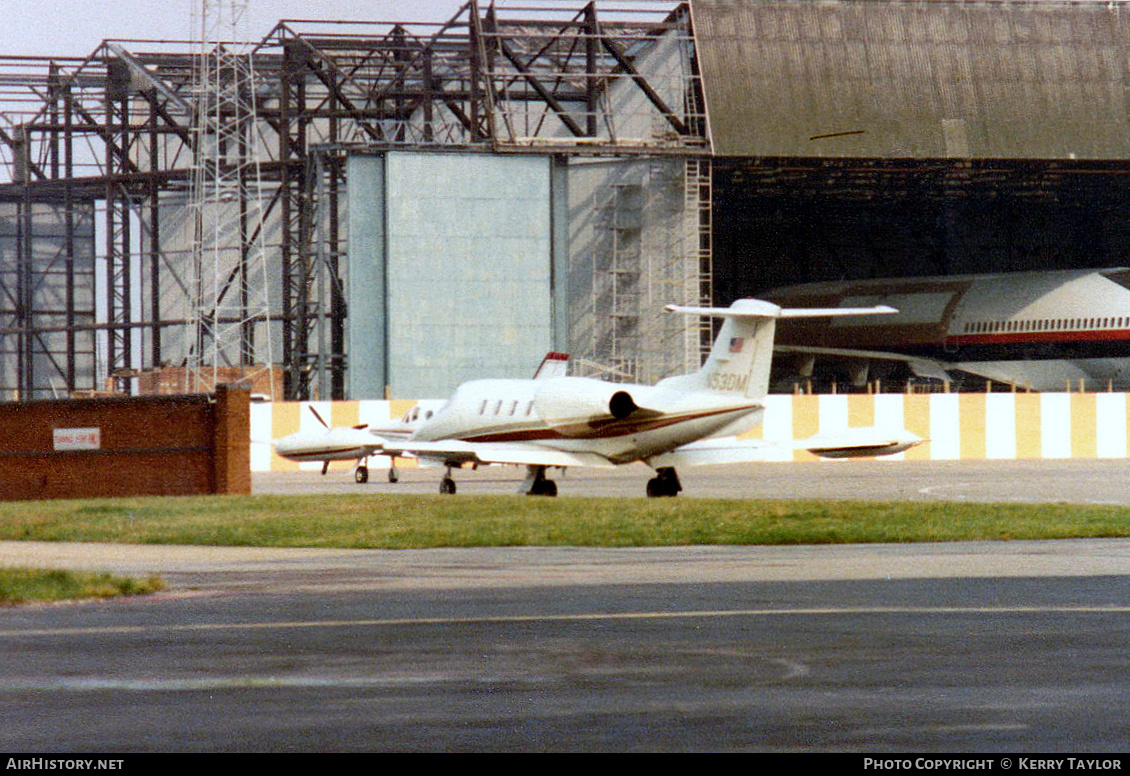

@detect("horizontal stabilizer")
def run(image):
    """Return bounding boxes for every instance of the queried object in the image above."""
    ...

[798,427,924,459]
[667,300,898,319]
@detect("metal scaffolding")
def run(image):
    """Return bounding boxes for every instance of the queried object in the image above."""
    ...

[0,0,707,400]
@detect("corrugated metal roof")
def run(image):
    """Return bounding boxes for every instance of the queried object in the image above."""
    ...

[692,0,1130,159]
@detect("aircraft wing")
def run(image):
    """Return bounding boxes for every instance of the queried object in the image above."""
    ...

[647,427,924,467]
[381,440,618,469]
[646,437,781,467]
[775,344,954,382]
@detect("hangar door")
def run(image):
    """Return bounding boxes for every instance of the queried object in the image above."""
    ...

[347,151,566,399]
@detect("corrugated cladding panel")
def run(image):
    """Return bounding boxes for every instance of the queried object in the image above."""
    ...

[347,151,556,400]
[693,0,1130,159]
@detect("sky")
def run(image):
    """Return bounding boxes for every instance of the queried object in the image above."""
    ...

[0,0,471,58]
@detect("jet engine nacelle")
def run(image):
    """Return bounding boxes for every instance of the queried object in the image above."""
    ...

[533,377,652,437]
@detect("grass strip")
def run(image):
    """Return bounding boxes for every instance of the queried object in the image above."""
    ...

[0,494,1128,549]
[0,567,166,606]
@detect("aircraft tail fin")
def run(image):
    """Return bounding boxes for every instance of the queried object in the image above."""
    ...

[665,299,897,399]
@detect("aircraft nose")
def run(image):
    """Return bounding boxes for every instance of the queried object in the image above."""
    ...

[273,433,300,454]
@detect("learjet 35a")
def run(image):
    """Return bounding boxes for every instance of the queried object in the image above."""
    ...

[274,300,922,496]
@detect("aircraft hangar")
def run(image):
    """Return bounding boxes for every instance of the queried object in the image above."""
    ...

[2,0,1130,401]
[701,0,1130,299]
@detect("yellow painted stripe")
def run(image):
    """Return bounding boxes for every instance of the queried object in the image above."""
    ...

[847,394,875,429]
[332,400,361,428]
[792,395,821,461]
[1070,392,1097,459]
[903,394,932,461]
[959,394,986,461]
[270,402,303,472]
[1013,394,1042,459]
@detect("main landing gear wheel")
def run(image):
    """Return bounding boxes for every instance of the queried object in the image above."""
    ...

[388,467,399,483]
[354,466,369,484]
[529,478,557,497]
[521,465,558,497]
[646,467,682,498]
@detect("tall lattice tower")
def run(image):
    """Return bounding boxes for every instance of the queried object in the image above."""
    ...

[184,0,273,394]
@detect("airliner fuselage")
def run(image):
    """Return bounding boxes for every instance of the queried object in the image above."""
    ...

[766,267,1130,390]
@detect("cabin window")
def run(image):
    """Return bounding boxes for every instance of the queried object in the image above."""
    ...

[509,400,518,416]
[525,401,535,416]
[493,400,503,415]
[478,400,487,415]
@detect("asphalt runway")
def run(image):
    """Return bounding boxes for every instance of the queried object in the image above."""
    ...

[256,457,1130,504]
[2,460,1130,752]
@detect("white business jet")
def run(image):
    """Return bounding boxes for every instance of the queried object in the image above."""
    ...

[272,354,566,483]
[275,300,922,496]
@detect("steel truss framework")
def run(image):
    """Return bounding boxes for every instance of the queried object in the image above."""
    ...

[0,0,707,400]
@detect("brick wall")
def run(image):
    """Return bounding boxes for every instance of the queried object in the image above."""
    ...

[0,385,250,501]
